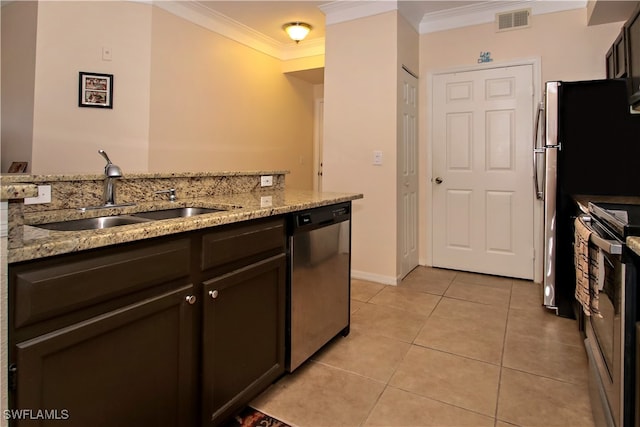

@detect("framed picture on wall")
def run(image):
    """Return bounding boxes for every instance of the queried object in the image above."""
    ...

[7,162,28,173]
[78,72,113,108]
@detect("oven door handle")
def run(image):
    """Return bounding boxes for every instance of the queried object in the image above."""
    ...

[578,216,623,255]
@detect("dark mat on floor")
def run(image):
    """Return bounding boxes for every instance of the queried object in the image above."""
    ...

[222,406,291,427]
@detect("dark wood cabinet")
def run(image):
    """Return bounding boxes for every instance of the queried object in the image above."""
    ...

[199,217,286,425]
[616,31,629,78]
[607,45,616,79]
[605,2,640,107]
[14,285,196,427]
[628,3,640,107]
[9,236,197,427]
[8,217,286,426]
[606,30,627,79]
[202,255,286,425]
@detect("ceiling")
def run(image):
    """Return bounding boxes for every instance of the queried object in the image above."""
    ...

[190,0,638,46]
[178,0,636,84]
[195,1,328,44]
[193,1,485,45]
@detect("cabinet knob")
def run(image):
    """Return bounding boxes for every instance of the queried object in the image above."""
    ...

[185,295,197,305]
[209,290,219,299]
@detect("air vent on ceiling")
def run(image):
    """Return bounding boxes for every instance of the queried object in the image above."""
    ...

[496,9,530,32]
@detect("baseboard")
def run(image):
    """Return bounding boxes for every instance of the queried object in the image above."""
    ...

[351,270,398,286]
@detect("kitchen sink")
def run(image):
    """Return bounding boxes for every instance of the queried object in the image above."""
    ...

[35,207,225,231]
[130,207,224,220]
[36,215,151,231]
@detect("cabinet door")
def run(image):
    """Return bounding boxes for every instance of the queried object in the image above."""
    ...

[201,254,286,425]
[627,4,640,104]
[13,285,196,427]
[607,45,615,79]
[614,30,628,78]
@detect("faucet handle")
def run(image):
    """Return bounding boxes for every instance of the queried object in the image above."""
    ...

[98,149,122,177]
[98,149,112,164]
[155,188,177,201]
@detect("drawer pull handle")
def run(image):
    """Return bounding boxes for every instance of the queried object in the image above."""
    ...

[185,295,197,305]
[209,290,219,299]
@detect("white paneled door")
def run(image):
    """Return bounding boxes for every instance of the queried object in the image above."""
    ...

[432,65,534,280]
[400,69,419,279]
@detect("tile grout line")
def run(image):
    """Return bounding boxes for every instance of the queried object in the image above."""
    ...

[493,279,514,427]
[357,272,454,427]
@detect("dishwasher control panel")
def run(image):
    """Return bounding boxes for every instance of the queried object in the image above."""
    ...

[293,203,350,228]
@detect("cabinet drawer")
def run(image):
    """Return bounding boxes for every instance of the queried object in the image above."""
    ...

[12,238,191,328]
[201,218,285,272]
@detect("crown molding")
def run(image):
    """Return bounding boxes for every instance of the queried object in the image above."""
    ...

[420,0,588,34]
[320,1,398,26]
[152,1,324,60]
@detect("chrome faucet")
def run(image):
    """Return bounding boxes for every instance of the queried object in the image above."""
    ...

[155,188,177,202]
[98,149,122,206]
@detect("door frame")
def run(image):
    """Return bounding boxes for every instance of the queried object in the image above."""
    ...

[313,98,324,192]
[424,57,543,283]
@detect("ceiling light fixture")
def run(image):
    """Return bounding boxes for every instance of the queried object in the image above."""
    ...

[283,22,312,44]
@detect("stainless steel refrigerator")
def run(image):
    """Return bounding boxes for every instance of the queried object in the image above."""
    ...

[533,79,640,317]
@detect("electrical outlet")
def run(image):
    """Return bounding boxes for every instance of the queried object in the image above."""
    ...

[260,175,273,187]
[260,196,273,208]
[24,185,52,205]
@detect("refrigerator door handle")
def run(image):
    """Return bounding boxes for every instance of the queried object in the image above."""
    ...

[533,101,545,200]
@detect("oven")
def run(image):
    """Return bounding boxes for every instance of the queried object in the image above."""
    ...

[580,201,640,427]
[579,214,624,427]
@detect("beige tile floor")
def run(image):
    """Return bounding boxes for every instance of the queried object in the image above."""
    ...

[251,266,594,427]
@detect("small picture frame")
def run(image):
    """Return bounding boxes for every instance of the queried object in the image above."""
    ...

[7,161,28,173]
[78,72,113,108]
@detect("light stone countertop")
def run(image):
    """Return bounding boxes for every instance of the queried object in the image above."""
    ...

[627,237,640,257]
[0,170,288,183]
[0,183,38,200]
[8,189,363,264]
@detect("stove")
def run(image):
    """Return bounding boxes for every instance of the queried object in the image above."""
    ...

[584,200,640,427]
[589,202,640,240]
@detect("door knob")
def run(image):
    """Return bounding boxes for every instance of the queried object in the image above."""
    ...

[434,177,443,184]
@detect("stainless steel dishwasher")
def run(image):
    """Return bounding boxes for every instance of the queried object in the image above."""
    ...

[287,202,351,372]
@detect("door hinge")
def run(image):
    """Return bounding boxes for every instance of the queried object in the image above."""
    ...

[8,364,17,391]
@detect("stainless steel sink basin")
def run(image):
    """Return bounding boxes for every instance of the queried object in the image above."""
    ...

[36,215,151,231]
[35,207,225,231]
[131,207,223,220]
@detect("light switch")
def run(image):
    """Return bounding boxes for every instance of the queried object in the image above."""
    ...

[373,150,383,165]
[102,46,112,61]
[260,175,273,187]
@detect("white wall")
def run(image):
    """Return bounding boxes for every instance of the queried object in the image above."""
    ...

[1,2,37,174]
[30,1,152,174]
[418,8,624,267]
[147,6,315,189]
[323,11,399,284]
[1,1,317,190]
